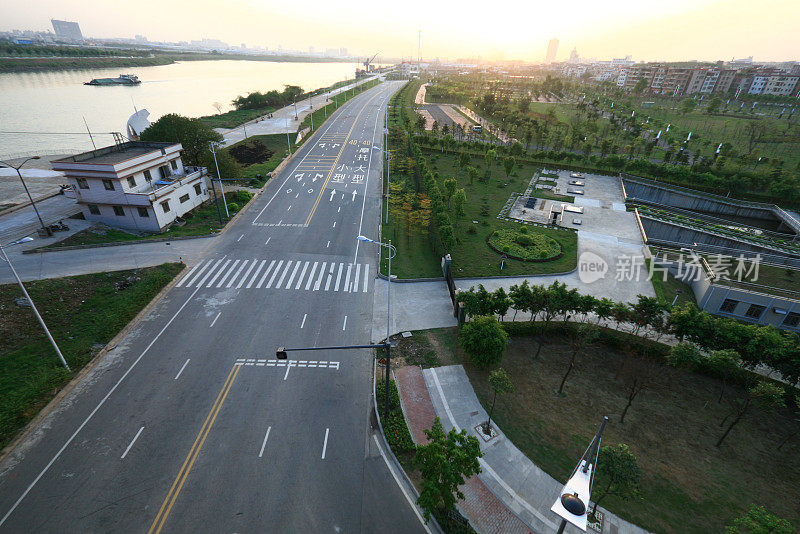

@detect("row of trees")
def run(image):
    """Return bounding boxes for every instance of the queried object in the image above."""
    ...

[231,84,304,111]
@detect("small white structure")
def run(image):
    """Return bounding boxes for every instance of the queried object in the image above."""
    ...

[52,141,209,233]
[126,109,151,140]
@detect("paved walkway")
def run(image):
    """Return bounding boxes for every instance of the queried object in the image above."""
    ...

[397,364,651,534]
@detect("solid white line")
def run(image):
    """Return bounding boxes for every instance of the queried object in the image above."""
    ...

[334,263,343,291]
[258,426,272,458]
[265,260,284,288]
[285,261,301,288]
[256,260,276,288]
[174,358,191,380]
[343,264,352,293]
[176,261,202,287]
[120,426,145,459]
[265,237,271,245]
[237,234,244,242]
[227,259,249,287]
[342,315,347,330]
[363,263,369,292]
[321,428,330,459]
[353,89,385,264]
[305,262,319,290]
[300,313,307,329]
[0,283,203,528]
[237,259,258,289]
[275,260,292,287]
[283,361,293,380]
[216,259,240,288]
[209,312,221,328]
[206,259,231,287]
[295,261,309,289]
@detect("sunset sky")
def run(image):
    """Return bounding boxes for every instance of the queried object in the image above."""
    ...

[2,0,798,63]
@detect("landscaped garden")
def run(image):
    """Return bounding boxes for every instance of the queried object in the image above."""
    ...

[487,227,562,261]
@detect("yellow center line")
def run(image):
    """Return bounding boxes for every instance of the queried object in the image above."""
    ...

[148,364,241,534]
[304,89,383,226]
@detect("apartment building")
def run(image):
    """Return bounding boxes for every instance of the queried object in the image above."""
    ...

[52,141,209,233]
[763,74,800,96]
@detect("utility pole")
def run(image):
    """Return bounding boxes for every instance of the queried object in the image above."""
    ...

[0,157,50,237]
[209,143,229,218]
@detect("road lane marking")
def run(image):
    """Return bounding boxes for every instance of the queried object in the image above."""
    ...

[305,262,319,290]
[237,234,244,242]
[149,364,240,534]
[295,261,309,289]
[194,259,223,287]
[265,260,284,288]
[182,260,211,287]
[121,426,145,459]
[175,358,192,380]
[283,360,293,380]
[329,189,336,201]
[363,264,369,292]
[321,428,330,459]
[0,284,205,528]
[176,262,202,287]
[256,260,276,288]
[342,315,347,330]
[334,263,343,291]
[226,260,249,287]
[315,261,327,291]
[285,261,301,288]
[205,259,231,287]
[265,237,271,245]
[287,205,292,211]
[354,90,385,263]
[332,221,336,228]
[275,260,292,287]
[300,313,307,329]
[236,259,258,289]
[216,259,240,288]
[258,427,272,458]
[210,312,221,328]
[343,264,352,293]
[327,240,330,248]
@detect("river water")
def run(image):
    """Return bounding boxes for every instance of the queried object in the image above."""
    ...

[0,60,357,159]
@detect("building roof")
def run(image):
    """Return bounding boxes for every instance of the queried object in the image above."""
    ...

[53,141,178,166]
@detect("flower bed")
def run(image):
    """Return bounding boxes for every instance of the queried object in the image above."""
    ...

[487,227,563,261]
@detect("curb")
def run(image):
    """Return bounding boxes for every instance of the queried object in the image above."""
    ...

[376,269,578,283]
[23,233,217,254]
[0,262,188,465]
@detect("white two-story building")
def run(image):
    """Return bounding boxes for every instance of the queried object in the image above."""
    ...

[52,141,209,233]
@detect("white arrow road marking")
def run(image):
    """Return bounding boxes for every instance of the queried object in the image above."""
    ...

[329,189,336,201]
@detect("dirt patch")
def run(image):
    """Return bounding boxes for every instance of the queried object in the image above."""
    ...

[228,139,275,166]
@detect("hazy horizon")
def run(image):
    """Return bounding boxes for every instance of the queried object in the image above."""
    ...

[2,0,799,63]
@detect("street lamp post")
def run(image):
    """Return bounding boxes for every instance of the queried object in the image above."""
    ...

[293,98,298,121]
[357,235,395,419]
[286,117,293,156]
[0,156,50,237]
[1,237,71,371]
[209,143,229,218]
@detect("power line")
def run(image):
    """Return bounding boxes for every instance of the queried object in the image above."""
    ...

[0,131,120,135]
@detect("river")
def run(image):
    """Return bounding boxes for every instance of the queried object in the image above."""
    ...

[0,60,358,159]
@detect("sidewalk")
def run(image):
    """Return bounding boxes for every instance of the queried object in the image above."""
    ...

[397,364,651,534]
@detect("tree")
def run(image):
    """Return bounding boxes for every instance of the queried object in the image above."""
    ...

[459,315,508,367]
[559,323,599,395]
[503,156,515,185]
[590,444,640,519]
[491,287,512,320]
[452,189,467,219]
[707,349,743,402]
[707,97,723,114]
[443,177,458,206]
[666,342,702,372]
[201,148,242,182]
[633,78,649,94]
[716,380,785,447]
[484,148,497,170]
[725,504,795,534]
[679,98,696,115]
[140,113,222,165]
[212,101,224,114]
[465,165,479,186]
[416,113,427,131]
[617,355,659,423]
[415,417,482,522]
[484,368,514,434]
[459,151,471,169]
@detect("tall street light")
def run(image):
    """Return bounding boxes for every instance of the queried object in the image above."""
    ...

[357,235,396,418]
[0,156,50,236]
[209,143,229,219]
[1,237,71,371]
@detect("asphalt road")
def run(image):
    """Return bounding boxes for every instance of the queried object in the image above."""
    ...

[0,80,430,533]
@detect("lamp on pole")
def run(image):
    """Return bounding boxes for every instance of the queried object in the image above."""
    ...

[357,235,396,419]
[286,117,293,156]
[0,157,50,237]
[1,237,70,371]
[293,97,298,121]
[209,143,229,218]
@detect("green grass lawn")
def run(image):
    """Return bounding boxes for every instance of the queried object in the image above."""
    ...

[197,107,275,129]
[47,192,253,248]
[230,134,295,182]
[0,263,183,449]
[382,149,577,278]
[409,326,800,534]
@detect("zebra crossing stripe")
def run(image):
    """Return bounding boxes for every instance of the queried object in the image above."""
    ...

[196,259,224,287]
[324,263,334,291]
[177,261,203,287]
[265,260,283,288]
[296,261,310,289]
[216,259,240,288]
[362,263,369,293]
[305,262,319,290]
[256,260,276,288]
[237,259,258,289]
[184,260,212,287]
[334,263,343,291]
[343,264,352,293]
[246,260,266,288]
[315,261,327,291]
[352,263,360,293]
[285,261,301,289]
[226,260,248,288]
[275,260,292,288]
[206,259,231,287]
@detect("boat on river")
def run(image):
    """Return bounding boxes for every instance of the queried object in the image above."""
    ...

[84,74,141,86]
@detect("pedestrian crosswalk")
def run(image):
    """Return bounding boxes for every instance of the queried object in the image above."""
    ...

[176,258,372,293]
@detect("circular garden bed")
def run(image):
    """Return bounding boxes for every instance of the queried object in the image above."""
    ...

[487,227,563,262]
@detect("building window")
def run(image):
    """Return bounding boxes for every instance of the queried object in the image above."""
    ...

[76,178,89,189]
[194,183,202,195]
[137,207,149,218]
[170,160,178,171]
[161,200,170,213]
[102,179,115,191]
[745,304,766,319]
[719,299,738,313]
[783,312,800,328]
[87,204,100,215]
[127,176,136,188]
[144,169,152,182]
[179,194,190,203]
[113,206,125,216]
[159,166,171,180]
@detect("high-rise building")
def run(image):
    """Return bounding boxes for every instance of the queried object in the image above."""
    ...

[545,38,559,64]
[51,19,83,41]
[569,47,579,64]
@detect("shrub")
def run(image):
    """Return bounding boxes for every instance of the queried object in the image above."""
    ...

[488,228,561,261]
[519,226,528,234]
[516,234,533,246]
[228,202,240,212]
[460,315,508,366]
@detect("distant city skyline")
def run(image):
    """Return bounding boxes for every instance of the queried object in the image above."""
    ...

[2,0,799,62]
